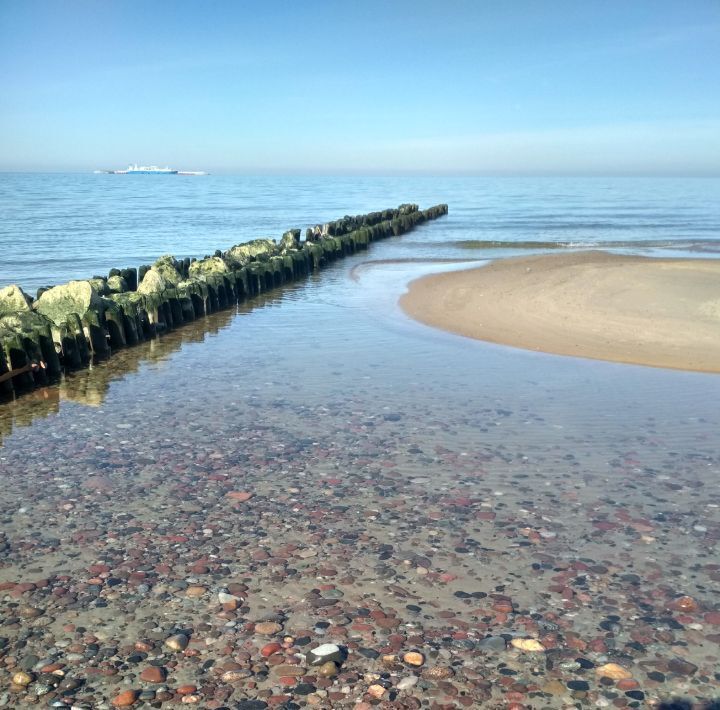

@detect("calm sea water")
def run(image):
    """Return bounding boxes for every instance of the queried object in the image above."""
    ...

[1,174,719,294]
[1,175,719,705]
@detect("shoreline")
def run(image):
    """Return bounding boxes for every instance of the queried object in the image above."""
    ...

[399,250,720,374]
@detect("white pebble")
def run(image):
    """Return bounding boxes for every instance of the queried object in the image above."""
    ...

[397,676,419,690]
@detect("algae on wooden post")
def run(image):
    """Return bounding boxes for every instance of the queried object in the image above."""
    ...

[109,292,146,344]
[188,256,229,278]
[34,280,101,328]
[101,298,127,348]
[107,275,128,294]
[0,285,33,317]
[280,230,300,252]
[152,255,184,287]
[34,280,109,357]
[225,239,276,268]
[137,269,167,326]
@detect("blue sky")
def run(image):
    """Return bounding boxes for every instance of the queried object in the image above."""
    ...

[1,0,718,174]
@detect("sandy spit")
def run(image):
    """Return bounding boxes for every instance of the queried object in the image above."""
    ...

[399,250,720,373]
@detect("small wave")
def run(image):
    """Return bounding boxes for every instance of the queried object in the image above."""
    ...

[349,258,482,282]
[451,239,720,252]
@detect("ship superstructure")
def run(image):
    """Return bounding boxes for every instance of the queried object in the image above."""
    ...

[98,164,206,175]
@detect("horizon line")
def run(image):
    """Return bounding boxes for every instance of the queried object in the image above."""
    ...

[1,170,720,178]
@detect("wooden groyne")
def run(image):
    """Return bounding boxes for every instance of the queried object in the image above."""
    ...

[0,203,448,399]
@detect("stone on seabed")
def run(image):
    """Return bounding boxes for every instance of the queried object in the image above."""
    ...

[596,662,632,680]
[307,643,346,666]
[164,633,189,651]
[510,638,545,652]
[403,651,425,666]
[112,689,139,707]
[254,621,283,634]
[316,661,338,677]
[140,666,166,683]
[11,671,33,686]
[397,676,419,690]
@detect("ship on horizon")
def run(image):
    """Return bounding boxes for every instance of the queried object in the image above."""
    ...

[95,164,207,175]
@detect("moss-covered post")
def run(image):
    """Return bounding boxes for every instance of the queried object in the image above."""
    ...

[1,202,449,399]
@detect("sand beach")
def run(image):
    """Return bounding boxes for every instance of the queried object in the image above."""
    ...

[400,251,720,373]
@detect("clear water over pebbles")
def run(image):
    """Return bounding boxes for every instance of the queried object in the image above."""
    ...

[0,176,719,708]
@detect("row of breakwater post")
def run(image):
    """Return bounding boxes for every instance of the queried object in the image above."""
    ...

[0,203,448,399]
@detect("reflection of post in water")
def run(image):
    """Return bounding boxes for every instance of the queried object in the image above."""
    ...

[0,385,60,447]
[0,307,236,445]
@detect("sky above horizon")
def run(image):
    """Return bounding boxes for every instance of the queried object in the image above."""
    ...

[1,0,719,175]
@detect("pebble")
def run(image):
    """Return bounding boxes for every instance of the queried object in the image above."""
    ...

[397,676,419,690]
[367,684,386,699]
[111,690,139,707]
[510,638,545,652]
[18,606,44,619]
[596,663,632,680]
[11,672,33,686]
[225,491,254,502]
[307,643,346,666]
[316,661,338,677]
[542,680,567,696]
[164,634,189,652]
[271,665,306,677]
[478,636,507,651]
[254,621,282,635]
[667,595,699,612]
[668,658,698,676]
[217,591,241,604]
[422,666,455,680]
[139,666,166,683]
[566,680,589,691]
[260,642,282,657]
[403,651,425,666]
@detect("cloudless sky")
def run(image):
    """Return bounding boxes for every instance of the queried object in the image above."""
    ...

[1,0,718,174]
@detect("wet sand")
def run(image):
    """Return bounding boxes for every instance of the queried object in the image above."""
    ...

[400,251,720,373]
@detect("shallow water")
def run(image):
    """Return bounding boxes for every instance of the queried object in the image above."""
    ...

[0,178,719,708]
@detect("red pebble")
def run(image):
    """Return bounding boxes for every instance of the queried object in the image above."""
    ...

[111,690,139,707]
[140,666,166,683]
[667,596,699,612]
[261,643,282,657]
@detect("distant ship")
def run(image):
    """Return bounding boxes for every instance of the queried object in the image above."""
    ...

[96,164,207,175]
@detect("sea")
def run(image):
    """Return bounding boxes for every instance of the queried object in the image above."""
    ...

[2,174,720,294]
[0,174,719,707]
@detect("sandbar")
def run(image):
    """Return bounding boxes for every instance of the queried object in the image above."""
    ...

[400,251,720,373]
